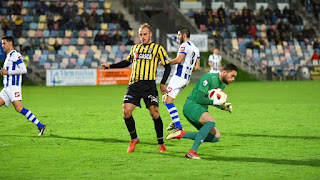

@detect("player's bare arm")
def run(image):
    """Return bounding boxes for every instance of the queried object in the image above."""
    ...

[168,53,185,64]
[193,58,200,71]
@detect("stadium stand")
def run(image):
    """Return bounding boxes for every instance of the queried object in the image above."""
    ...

[0,0,134,70]
[183,2,320,79]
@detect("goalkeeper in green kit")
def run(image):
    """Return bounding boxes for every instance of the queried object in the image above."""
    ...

[166,63,238,159]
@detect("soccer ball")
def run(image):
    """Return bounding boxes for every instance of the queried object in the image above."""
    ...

[208,88,225,101]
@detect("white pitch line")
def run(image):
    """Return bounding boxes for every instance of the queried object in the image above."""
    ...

[0,142,11,146]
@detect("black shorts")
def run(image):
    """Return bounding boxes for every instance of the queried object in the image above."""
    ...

[123,80,159,108]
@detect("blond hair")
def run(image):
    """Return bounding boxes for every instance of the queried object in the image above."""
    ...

[139,23,151,32]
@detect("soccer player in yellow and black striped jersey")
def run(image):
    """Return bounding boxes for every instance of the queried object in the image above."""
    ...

[102,23,171,153]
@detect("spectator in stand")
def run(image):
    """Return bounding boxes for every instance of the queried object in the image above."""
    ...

[88,16,97,30]
[1,16,10,34]
[311,50,319,61]
[49,2,57,13]
[113,31,122,44]
[267,27,276,42]
[264,6,273,24]
[249,24,258,38]
[271,12,278,24]
[280,32,288,42]
[120,18,132,30]
[54,40,61,51]
[194,11,201,28]
[314,4,320,20]
[116,10,124,23]
[102,9,111,23]
[11,1,21,15]
[76,17,86,30]
[21,39,34,52]
[94,31,104,46]
[62,2,71,21]
[40,38,48,50]
[91,10,99,23]
[105,33,115,45]
[313,38,319,50]
[308,25,316,38]
[274,5,282,18]
[47,16,54,30]
[257,7,266,24]
[296,32,305,43]
[217,5,226,19]
[126,34,134,45]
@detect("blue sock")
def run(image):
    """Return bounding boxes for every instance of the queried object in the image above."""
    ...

[164,103,183,129]
[20,108,43,128]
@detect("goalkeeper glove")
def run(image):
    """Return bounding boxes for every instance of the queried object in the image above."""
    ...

[221,103,232,113]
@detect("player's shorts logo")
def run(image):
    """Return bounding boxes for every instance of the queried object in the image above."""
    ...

[167,87,172,92]
[148,95,158,103]
[15,92,20,97]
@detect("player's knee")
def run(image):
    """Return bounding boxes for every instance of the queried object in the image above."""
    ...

[149,109,160,119]
[216,134,221,139]
[123,108,133,119]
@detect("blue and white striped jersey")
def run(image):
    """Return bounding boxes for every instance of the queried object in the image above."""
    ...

[173,41,200,81]
[2,50,27,87]
[208,53,221,73]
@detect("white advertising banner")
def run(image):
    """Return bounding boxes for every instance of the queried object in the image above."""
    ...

[46,69,97,86]
[166,34,208,52]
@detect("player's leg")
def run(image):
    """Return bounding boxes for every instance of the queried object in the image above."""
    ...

[163,95,183,130]
[163,78,185,130]
[0,97,5,107]
[123,84,141,153]
[123,102,138,140]
[12,100,46,135]
[148,105,167,152]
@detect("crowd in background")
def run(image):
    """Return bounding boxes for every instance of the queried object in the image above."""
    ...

[0,0,133,47]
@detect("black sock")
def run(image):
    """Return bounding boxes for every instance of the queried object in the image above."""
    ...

[124,116,137,140]
[153,117,164,145]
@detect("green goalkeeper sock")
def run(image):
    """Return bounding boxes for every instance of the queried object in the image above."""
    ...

[183,132,219,142]
[205,134,219,143]
[183,133,197,140]
[191,121,215,151]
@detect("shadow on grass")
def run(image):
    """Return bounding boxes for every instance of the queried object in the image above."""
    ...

[146,151,320,167]
[0,134,156,146]
[225,133,320,140]
[47,134,156,145]
[205,156,320,167]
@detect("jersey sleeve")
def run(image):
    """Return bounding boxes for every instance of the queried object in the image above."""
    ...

[208,54,213,63]
[8,52,27,75]
[126,46,134,63]
[196,49,200,60]
[197,76,211,94]
[178,43,187,56]
[158,45,170,65]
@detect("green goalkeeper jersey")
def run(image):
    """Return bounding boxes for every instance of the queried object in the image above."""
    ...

[187,73,226,109]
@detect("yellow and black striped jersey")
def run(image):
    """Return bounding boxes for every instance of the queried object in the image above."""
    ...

[126,42,170,85]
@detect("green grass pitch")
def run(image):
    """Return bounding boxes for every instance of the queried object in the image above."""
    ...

[1,81,320,179]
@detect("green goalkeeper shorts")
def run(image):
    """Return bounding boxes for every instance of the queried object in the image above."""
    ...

[183,99,208,130]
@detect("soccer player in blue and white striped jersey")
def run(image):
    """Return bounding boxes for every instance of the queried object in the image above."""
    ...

[0,36,46,136]
[208,47,222,74]
[162,28,200,131]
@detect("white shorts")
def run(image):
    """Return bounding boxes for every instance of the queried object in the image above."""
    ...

[166,75,189,99]
[0,86,22,108]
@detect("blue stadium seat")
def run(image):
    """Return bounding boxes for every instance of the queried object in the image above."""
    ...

[51,30,57,38]
[6,30,13,36]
